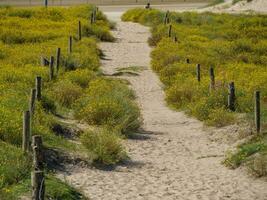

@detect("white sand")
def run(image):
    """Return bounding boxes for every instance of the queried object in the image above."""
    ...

[201,0,267,14]
[57,21,267,200]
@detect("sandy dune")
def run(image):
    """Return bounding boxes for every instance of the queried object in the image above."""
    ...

[57,20,267,200]
[201,0,267,14]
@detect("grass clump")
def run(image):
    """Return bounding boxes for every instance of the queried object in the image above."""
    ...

[81,129,127,165]
[224,134,267,176]
[75,78,141,135]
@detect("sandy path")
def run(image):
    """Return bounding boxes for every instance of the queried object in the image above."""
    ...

[57,21,267,200]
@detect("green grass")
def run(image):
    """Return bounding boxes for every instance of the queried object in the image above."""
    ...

[0,175,87,200]
[224,134,267,176]
[0,5,125,199]
[122,8,267,176]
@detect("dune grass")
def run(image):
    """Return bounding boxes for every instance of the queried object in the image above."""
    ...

[122,8,267,176]
[0,5,140,199]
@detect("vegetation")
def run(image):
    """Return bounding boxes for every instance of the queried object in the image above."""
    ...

[122,8,267,175]
[0,5,140,199]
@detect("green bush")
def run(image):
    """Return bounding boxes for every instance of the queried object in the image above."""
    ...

[81,129,127,165]
[49,80,83,108]
[0,142,31,189]
[75,78,140,134]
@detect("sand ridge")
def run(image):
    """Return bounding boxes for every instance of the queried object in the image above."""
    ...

[57,21,267,200]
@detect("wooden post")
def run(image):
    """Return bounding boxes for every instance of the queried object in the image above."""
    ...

[255,91,261,134]
[40,57,49,66]
[174,36,178,43]
[36,76,42,101]
[78,21,82,41]
[196,64,200,82]
[32,135,44,170]
[228,82,235,111]
[44,0,48,7]
[93,9,96,23]
[22,111,31,152]
[168,25,172,38]
[31,170,45,200]
[49,56,54,81]
[209,67,215,91]
[56,48,60,74]
[90,12,94,24]
[68,36,72,54]
[164,10,169,24]
[186,58,190,64]
[29,88,36,115]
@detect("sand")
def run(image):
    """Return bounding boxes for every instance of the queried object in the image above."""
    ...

[201,0,267,14]
[56,20,267,199]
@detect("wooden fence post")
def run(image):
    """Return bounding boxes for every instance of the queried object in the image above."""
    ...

[32,135,44,170]
[22,111,31,152]
[68,36,72,54]
[255,91,261,134]
[49,56,54,81]
[78,21,82,41]
[174,36,177,43]
[168,25,172,38]
[93,8,96,23]
[196,64,200,82]
[29,88,36,115]
[40,57,49,66]
[90,12,94,24]
[31,171,45,200]
[44,0,48,7]
[164,10,169,24]
[228,82,235,111]
[209,67,215,91]
[36,76,42,101]
[56,48,61,74]
[31,135,45,200]
[186,58,190,64]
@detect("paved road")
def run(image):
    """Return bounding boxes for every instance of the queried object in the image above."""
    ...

[100,3,207,21]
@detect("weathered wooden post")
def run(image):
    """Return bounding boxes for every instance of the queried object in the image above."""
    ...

[32,135,44,170]
[78,21,82,41]
[49,56,54,81]
[228,82,235,111]
[209,67,215,91]
[40,57,49,66]
[255,91,261,134]
[93,8,96,22]
[68,36,72,54]
[29,88,36,115]
[31,135,45,200]
[56,48,61,74]
[22,111,31,152]
[168,25,172,38]
[44,0,48,7]
[164,10,169,24]
[174,36,178,43]
[90,12,94,24]
[31,171,45,200]
[36,76,42,101]
[186,58,190,64]
[196,64,200,82]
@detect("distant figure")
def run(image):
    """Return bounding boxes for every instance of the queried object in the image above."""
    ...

[145,3,151,9]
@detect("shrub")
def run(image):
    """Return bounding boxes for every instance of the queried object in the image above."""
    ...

[81,129,127,165]
[62,69,96,88]
[49,80,83,108]
[0,142,31,189]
